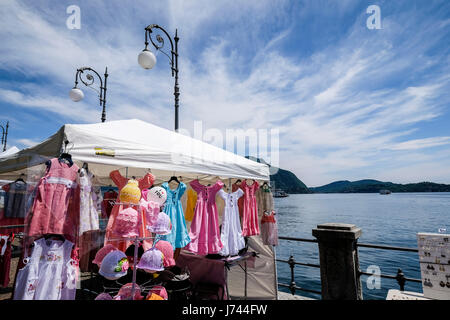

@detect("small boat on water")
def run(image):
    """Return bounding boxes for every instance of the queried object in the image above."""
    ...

[379,189,391,195]
[273,189,289,197]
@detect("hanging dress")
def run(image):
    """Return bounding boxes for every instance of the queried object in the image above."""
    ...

[241,180,260,237]
[257,184,274,217]
[185,180,224,255]
[79,168,99,235]
[27,158,80,243]
[104,170,155,252]
[232,182,244,218]
[184,188,197,222]
[102,189,118,218]
[14,238,77,300]
[261,211,278,246]
[155,182,190,249]
[218,188,246,256]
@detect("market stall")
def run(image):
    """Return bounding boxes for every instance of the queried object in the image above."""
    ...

[0,119,279,300]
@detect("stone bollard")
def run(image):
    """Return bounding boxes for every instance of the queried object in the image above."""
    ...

[312,223,363,300]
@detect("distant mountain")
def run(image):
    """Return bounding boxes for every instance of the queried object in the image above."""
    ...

[246,156,310,194]
[310,179,450,193]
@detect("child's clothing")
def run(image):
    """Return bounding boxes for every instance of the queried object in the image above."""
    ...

[218,189,246,256]
[14,238,77,300]
[241,180,260,237]
[155,182,190,249]
[261,211,278,246]
[185,180,223,255]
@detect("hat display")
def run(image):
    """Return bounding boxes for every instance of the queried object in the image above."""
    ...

[92,244,117,267]
[155,240,176,267]
[146,186,167,206]
[147,285,168,300]
[140,198,160,228]
[99,250,129,280]
[136,247,165,273]
[114,283,144,300]
[119,179,141,204]
[95,293,113,300]
[112,207,140,238]
[146,211,172,235]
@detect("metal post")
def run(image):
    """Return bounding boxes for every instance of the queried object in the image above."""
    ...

[244,260,248,300]
[288,255,296,295]
[396,269,406,291]
[3,121,8,152]
[130,236,139,300]
[174,29,179,131]
[102,67,108,123]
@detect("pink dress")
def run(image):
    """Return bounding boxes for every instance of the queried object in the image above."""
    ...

[185,180,224,255]
[241,180,260,237]
[261,211,278,246]
[27,158,80,243]
[104,170,155,252]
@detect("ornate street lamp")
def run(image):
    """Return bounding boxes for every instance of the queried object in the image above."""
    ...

[0,121,9,152]
[138,24,180,131]
[69,67,108,122]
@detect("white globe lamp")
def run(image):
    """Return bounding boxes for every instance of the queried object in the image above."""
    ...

[69,87,84,102]
[138,49,157,70]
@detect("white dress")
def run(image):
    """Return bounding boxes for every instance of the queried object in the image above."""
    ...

[14,238,77,300]
[218,189,246,256]
[79,168,99,235]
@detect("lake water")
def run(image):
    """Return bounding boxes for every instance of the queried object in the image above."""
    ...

[274,193,450,300]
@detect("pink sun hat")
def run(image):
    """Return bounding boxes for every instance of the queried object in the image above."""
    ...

[154,240,175,267]
[140,198,160,228]
[147,285,168,300]
[95,292,113,300]
[114,283,144,300]
[146,212,172,235]
[112,207,140,238]
[136,247,164,272]
[92,244,118,267]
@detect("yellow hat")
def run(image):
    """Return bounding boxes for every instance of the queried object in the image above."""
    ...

[119,179,141,204]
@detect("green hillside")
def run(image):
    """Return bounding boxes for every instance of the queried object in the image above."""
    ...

[310,180,450,193]
[246,156,310,194]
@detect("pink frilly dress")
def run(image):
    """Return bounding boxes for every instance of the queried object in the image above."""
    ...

[184,179,224,255]
[27,158,80,243]
[241,180,260,237]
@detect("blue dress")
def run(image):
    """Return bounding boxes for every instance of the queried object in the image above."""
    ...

[155,182,191,249]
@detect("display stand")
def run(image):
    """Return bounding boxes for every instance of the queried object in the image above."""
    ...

[105,200,156,300]
[224,251,257,300]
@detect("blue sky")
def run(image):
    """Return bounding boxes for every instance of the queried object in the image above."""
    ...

[0,0,450,186]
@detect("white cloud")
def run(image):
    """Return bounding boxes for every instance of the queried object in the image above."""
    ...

[0,1,449,186]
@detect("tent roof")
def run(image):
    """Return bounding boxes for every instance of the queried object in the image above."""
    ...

[0,146,20,158]
[0,119,269,185]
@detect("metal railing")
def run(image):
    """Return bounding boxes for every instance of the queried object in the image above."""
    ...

[276,236,322,297]
[356,242,422,291]
[277,236,422,298]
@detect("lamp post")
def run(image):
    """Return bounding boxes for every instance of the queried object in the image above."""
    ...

[69,67,108,122]
[138,24,180,131]
[0,121,9,152]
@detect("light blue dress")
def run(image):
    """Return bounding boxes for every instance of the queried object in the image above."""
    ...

[155,182,191,249]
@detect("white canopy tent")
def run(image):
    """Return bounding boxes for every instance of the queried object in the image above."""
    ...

[0,119,277,300]
[0,146,20,159]
[0,119,269,185]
